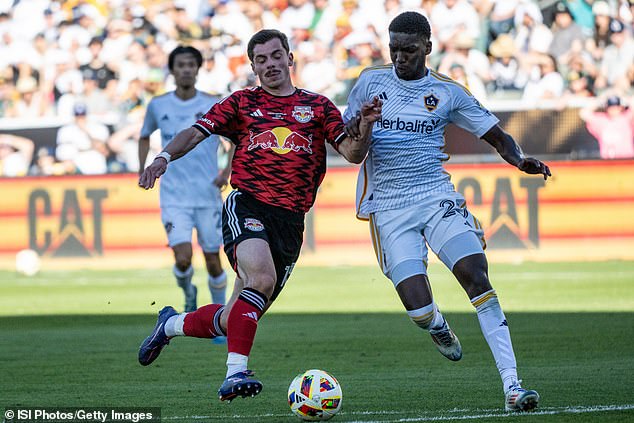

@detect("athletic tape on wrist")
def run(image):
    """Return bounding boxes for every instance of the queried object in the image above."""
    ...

[156,151,171,163]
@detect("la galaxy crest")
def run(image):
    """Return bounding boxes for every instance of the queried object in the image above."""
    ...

[424,94,439,112]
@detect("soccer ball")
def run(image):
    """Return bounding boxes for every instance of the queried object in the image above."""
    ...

[15,249,41,276]
[288,369,342,421]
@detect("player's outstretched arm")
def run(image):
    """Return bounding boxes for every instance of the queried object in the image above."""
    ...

[482,125,551,180]
[138,127,207,189]
[338,97,382,164]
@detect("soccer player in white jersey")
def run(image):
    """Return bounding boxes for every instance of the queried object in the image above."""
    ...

[344,12,551,412]
[139,46,234,317]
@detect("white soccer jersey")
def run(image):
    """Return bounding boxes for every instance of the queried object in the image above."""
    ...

[345,65,499,218]
[141,91,221,208]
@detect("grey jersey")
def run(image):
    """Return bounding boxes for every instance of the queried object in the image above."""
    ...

[141,91,221,208]
[344,66,499,217]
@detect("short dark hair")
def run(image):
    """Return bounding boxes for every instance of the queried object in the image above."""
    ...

[388,11,431,40]
[168,46,203,71]
[247,29,290,62]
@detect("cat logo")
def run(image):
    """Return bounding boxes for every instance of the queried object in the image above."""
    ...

[424,94,439,112]
[28,188,108,257]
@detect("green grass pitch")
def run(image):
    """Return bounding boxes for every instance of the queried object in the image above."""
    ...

[1,261,634,422]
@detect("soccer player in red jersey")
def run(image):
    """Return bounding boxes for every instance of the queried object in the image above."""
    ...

[137,29,382,402]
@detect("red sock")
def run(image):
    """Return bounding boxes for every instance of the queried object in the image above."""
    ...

[227,288,268,356]
[183,304,224,338]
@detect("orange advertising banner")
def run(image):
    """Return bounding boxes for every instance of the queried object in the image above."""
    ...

[1,160,633,262]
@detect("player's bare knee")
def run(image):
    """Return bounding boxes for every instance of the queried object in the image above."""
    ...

[174,257,192,271]
[453,257,491,298]
[204,252,223,275]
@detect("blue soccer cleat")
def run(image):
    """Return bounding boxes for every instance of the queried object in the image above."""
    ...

[218,370,263,402]
[138,306,178,366]
[212,336,227,345]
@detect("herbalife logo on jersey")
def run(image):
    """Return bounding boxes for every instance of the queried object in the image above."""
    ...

[377,117,440,134]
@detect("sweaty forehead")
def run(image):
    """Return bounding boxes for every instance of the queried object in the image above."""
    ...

[389,32,425,48]
[252,38,286,57]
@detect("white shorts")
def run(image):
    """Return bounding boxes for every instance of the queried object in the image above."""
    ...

[161,205,223,253]
[369,192,486,285]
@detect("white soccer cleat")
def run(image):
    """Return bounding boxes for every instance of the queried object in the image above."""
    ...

[429,319,462,361]
[505,383,539,412]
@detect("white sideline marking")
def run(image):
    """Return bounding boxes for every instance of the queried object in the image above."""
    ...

[164,404,634,421]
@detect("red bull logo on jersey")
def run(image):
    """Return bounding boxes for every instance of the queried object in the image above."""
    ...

[292,106,314,123]
[424,94,439,112]
[248,127,313,154]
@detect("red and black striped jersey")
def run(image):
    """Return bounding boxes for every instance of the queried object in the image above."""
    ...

[193,87,346,213]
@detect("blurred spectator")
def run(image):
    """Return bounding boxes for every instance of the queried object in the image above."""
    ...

[12,76,48,117]
[565,70,595,98]
[310,0,341,46]
[173,6,203,42]
[79,37,117,90]
[118,78,146,117]
[561,52,597,98]
[116,40,149,95]
[296,39,340,99]
[100,19,134,66]
[585,1,614,63]
[52,49,83,104]
[55,103,110,175]
[238,0,266,33]
[595,19,634,92]
[579,95,634,158]
[430,0,480,53]
[513,1,553,56]
[438,32,490,89]
[447,63,488,102]
[549,2,587,63]
[564,0,595,33]
[0,68,15,117]
[28,146,68,176]
[0,134,34,176]
[488,34,526,96]
[209,0,254,45]
[488,0,521,42]
[196,50,232,96]
[621,0,634,25]
[338,0,374,34]
[522,53,565,103]
[279,0,315,37]
[57,9,95,51]
[335,30,382,103]
[76,69,117,121]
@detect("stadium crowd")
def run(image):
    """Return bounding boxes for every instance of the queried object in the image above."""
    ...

[0,0,633,176]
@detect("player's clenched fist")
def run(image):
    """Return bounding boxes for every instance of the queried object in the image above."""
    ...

[518,158,551,180]
[138,157,168,189]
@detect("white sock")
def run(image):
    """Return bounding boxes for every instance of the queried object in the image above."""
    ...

[406,302,445,331]
[164,313,187,337]
[208,271,227,305]
[173,265,194,292]
[471,290,518,392]
[502,372,520,393]
[226,352,248,378]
